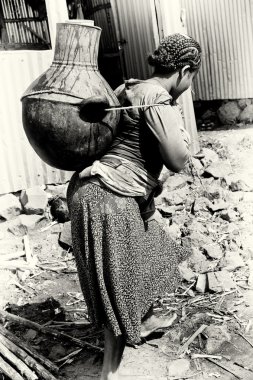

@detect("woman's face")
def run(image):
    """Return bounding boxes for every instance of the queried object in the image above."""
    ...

[171,69,198,100]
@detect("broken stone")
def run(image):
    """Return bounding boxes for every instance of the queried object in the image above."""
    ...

[8,215,44,236]
[163,223,181,240]
[217,101,240,125]
[203,181,224,201]
[23,329,37,341]
[20,186,48,215]
[202,243,224,260]
[0,194,22,220]
[188,248,218,274]
[238,98,251,110]
[238,104,253,123]
[208,200,228,212]
[207,270,236,292]
[167,359,191,378]
[200,147,219,168]
[192,196,212,215]
[196,274,207,293]
[59,221,72,249]
[159,187,190,206]
[50,196,70,223]
[45,183,68,200]
[219,209,239,222]
[178,260,197,282]
[204,325,231,354]
[226,174,253,192]
[163,174,192,190]
[219,250,245,272]
[204,160,233,179]
[185,219,208,235]
[181,232,213,251]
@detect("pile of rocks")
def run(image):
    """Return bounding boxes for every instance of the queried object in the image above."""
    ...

[156,140,253,294]
[195,98,253,128]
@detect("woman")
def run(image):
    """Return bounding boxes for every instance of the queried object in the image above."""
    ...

[67,33,201,380]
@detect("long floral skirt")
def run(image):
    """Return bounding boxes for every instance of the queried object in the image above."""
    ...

[67,174,190,344]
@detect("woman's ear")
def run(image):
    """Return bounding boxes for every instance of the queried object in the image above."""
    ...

[179,65,191,78]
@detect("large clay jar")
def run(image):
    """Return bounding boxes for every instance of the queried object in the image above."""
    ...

[21,22,120,171]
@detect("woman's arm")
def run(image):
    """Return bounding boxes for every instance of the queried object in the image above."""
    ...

[144,104,191,172]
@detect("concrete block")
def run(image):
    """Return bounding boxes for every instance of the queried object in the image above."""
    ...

[0,194,21,220]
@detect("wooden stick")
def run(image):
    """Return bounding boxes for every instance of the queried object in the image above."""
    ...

[0,325,59,374]
[178,324,207,354]
[0,251,25,261]
[192,353,222,360]
[0,333,57,380]
[236,331,253,349]
[0,340,38,380]
[0,310,103,352]
[0,355,24,380]
[23,235,32,264]
[55,348,82,363]
[0,260,35,271]
[205,358,241,379]
[104,103,162,112]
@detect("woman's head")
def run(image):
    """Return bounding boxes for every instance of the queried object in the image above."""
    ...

[148,33,201,74]
[148,33,201,99]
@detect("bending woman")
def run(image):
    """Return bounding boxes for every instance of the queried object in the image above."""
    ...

[67,33,201,380]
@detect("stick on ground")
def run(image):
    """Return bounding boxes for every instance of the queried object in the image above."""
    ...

[0,340,38,380]
[0,332,58,380]
[0,325,59,374]
[0,355,24,380]
[178,324,207,354]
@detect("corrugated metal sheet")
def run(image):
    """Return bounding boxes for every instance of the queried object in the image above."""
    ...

[112,0,156,79]
[0,0,71,195]
[181,0,253,100]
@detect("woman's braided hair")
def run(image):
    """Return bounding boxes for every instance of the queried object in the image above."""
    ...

[148,33,201,74]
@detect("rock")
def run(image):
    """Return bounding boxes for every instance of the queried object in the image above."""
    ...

[208,200,228,212]
[182,232,213,251]
[178,260,197,282]
[226,174,253,192]
[207,270,236,292]
[59,221,72,249]
[163,223,181,240]
[203,181,224,201]
[50,196,70,222]
[8,215,44,236]
[167,359,191,378]
[219,209,239,222]
[188,248,218,274]
[204,325,231,354]
[217,101,240,125]
[219,251,245,272]
[185,219,208,235]
[0,194,22,220]
[200,148,220,168]
[238,98,251,110]
[238,104,253,123]
[48,343,68,360]
[203,243,224,260]
[0,240,23,254]
[45,183,68,199]
[196,274,207,293]
[163,174,191,191]
[192,196,212,215]
[157,187,190,206]
[204,160,233,179]
[23,329,37,341]
[20,186,48,215]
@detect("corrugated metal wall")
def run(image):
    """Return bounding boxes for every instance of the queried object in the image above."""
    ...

[0,0,71,195]
[181,0,253,100]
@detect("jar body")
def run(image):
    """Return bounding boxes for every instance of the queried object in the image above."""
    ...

[22,23,120,171]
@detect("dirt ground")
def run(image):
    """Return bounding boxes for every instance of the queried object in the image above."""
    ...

[0,126,253,380]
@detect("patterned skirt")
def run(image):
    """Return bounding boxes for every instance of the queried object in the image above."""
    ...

[67,174,190,344]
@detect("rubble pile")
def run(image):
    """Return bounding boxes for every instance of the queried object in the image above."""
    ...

[156,137,253,295]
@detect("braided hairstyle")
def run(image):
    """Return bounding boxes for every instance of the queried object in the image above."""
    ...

[148,33,201,74]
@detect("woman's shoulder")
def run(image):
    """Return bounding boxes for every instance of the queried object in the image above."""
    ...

[114,79,172,106]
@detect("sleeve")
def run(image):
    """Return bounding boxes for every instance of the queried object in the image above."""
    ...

[144,101,191,172]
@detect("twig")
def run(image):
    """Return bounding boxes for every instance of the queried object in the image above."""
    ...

[192,354,222,360]
[0,310,103,352]
[168,372,203,380]
[205,358,241,379]
[0,260,35,271]
[0,332,58,380]
[236,331,253,349]
[0,325,59,374]
[178,325,207,354]
[11,280,34,295]
[0,251,25,261]
[55,348,83,363]
[40,221,58,232]
[0,355,24,380]
[0,340,38,380]
[23,235,33,264]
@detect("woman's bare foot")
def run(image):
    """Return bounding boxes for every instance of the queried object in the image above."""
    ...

[140,312,177,338]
